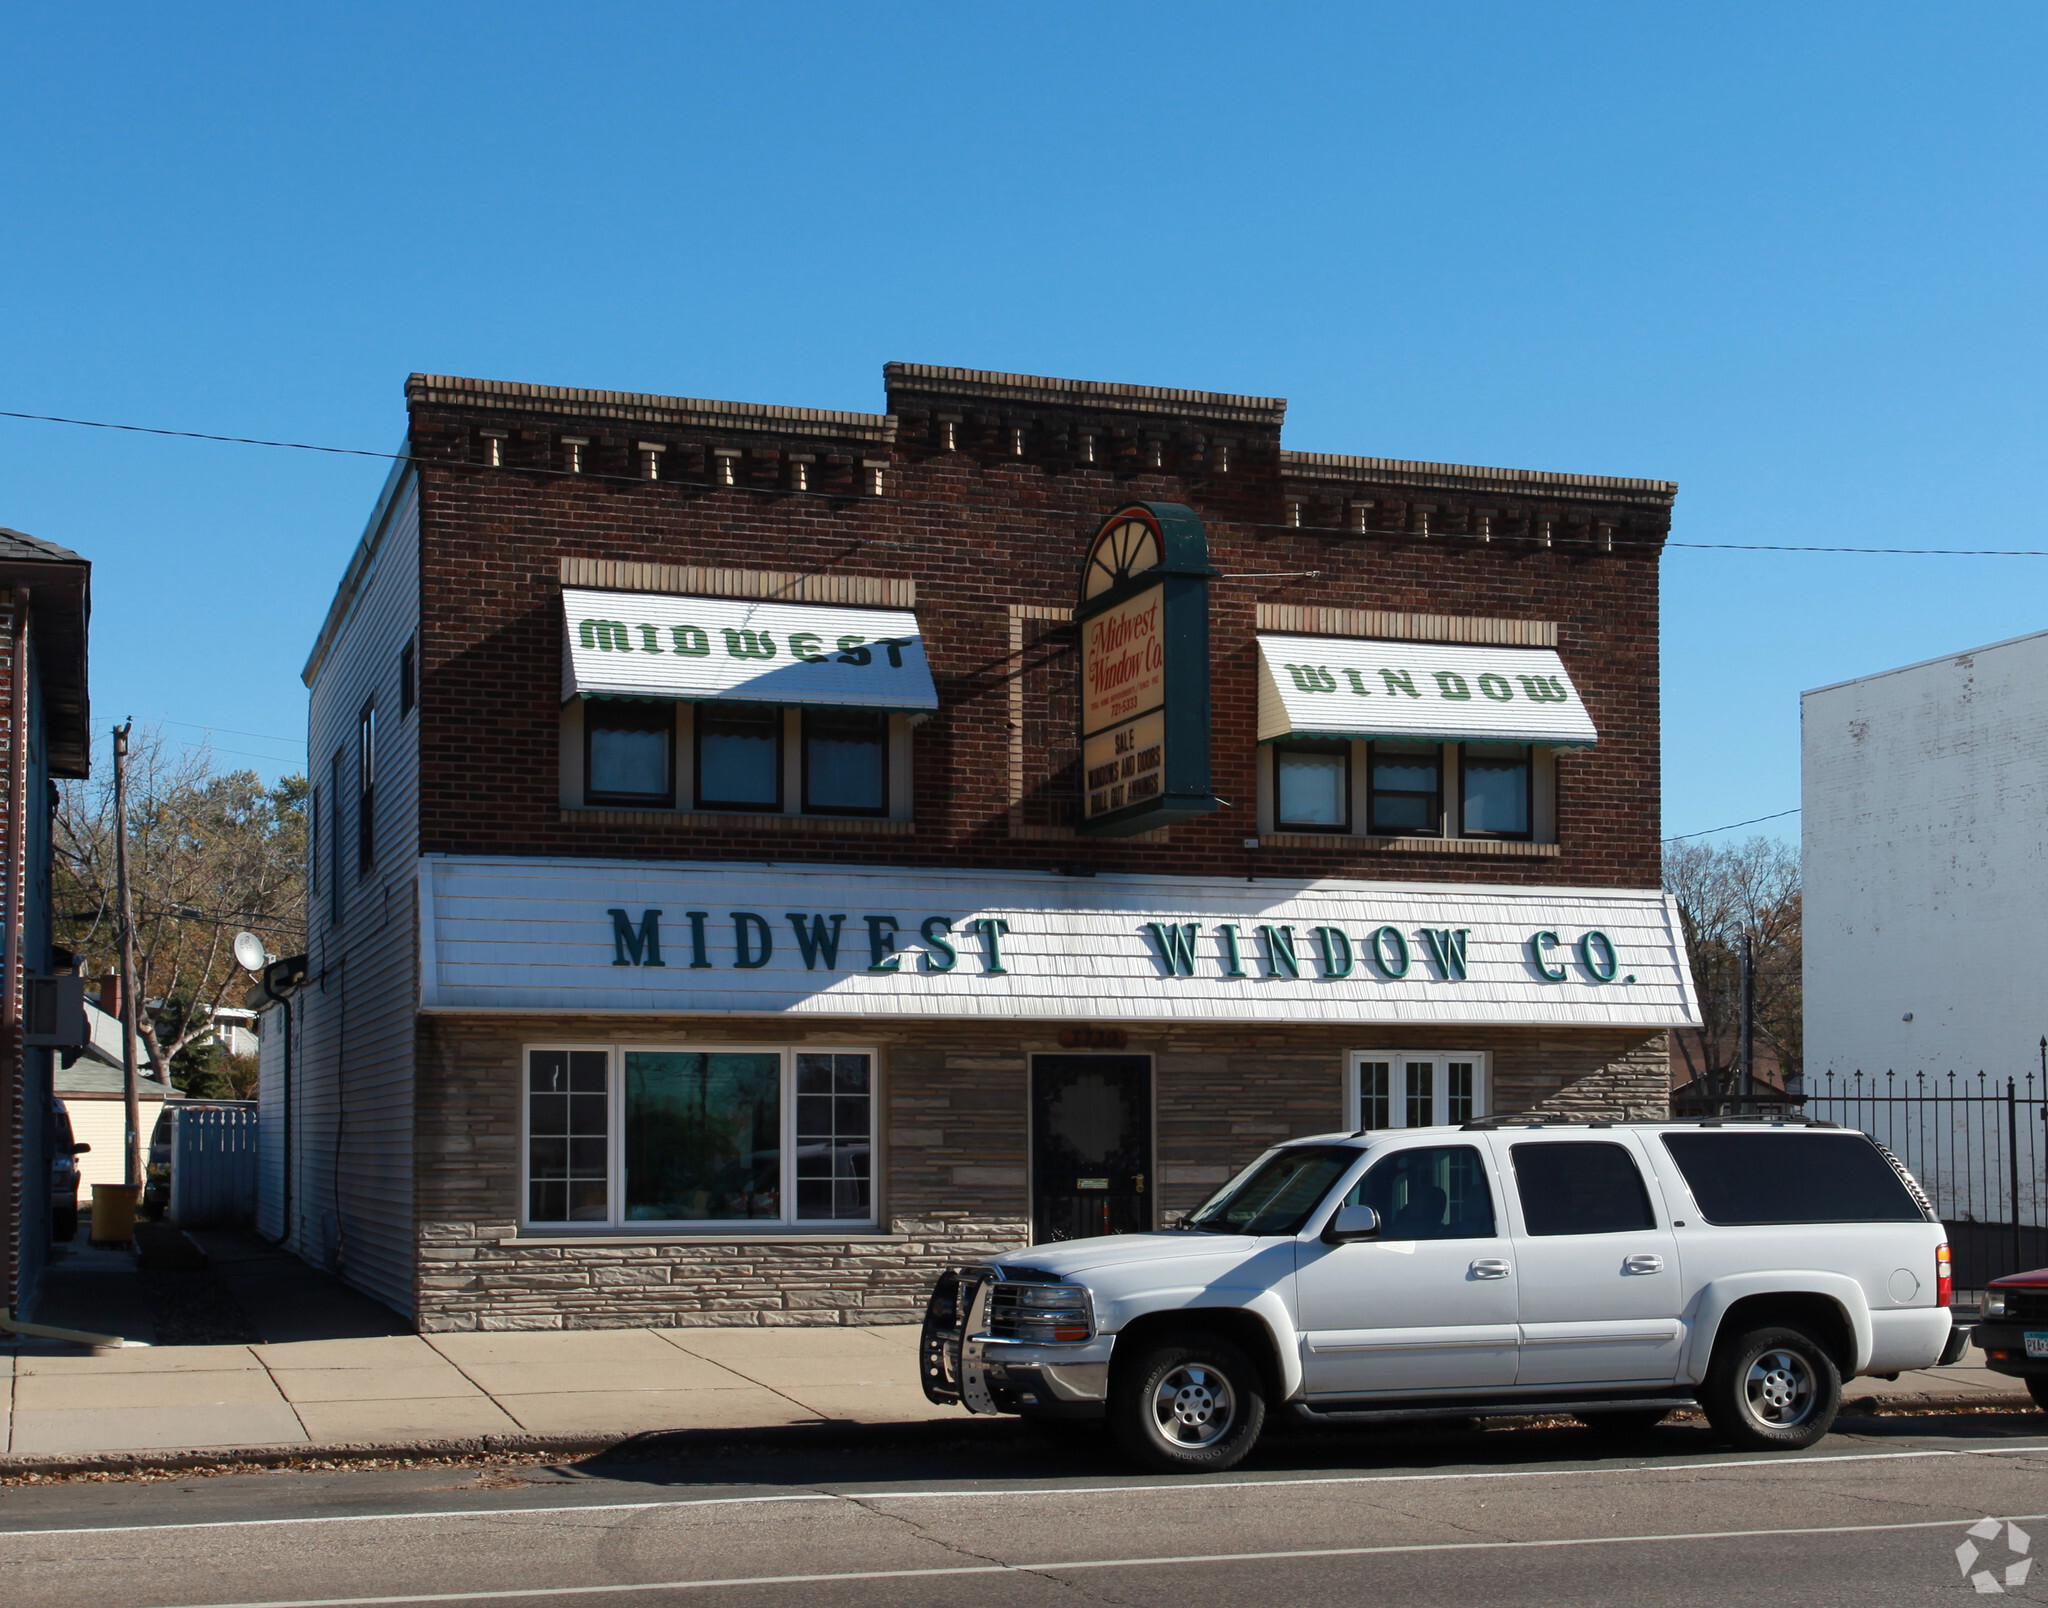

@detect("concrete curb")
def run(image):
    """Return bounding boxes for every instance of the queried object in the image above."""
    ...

[0,1416,1020,1479]
[2,1393,2039,1479]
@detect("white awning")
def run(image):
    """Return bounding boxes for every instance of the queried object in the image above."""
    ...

[561,588,938,711]
[1257,634,1598,747]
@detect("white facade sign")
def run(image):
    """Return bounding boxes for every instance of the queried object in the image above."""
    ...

[1257,634,1598,747]
[420,855,1698,1028]
[560,587,938,710]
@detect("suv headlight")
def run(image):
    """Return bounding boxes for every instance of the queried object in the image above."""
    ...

[987,1281,1095,1343]
[1985,1292,2009,1317]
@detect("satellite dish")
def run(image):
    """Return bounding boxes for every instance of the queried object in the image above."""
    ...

[232,931,268,972]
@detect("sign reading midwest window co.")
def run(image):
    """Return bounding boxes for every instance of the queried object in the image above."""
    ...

[1256,634,1598,748]
[561,588,939,710]
[419,856,1700,1028]
[1076,505,1222,835]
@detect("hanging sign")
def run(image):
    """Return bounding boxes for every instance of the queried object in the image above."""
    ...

[1076,503,1221,836]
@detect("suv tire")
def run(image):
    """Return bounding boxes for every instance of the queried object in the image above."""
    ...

[1701,1324,1841,1450]
[1109,1332,1266,1474]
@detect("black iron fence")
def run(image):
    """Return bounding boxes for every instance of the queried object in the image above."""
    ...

[1677,1071,2048,1288]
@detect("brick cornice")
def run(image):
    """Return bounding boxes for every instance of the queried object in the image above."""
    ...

[885,363,1287,428]
[406,374,897,446]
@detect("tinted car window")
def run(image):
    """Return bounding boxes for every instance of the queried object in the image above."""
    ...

[1660,1133,1925,1224]
[1345,1145,1497,1240]
[1512,1141,1656,1236]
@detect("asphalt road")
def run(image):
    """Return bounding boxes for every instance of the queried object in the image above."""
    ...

[3,1412,2046,1608]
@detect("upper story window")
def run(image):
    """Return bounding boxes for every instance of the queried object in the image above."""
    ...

[559,586,935,823]
[1254,632,1592,845]
[587,701,675,807]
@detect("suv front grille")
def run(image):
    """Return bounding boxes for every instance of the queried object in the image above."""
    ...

[2003,1289,2048,1324]
[986,1279,1094,1342]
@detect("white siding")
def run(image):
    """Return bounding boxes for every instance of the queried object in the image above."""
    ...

[295,468,421,1316]
[1803,628,2048,1228]
[254,1002,292,1241]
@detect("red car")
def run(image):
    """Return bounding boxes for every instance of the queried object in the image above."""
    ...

[1974,1268,2048,1411]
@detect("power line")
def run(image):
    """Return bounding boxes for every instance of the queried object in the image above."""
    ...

[1665,807,1800,842]
[158,718,304,745]
[9,404,2048,559]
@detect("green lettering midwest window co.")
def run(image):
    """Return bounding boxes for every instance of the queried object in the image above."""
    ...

[1477,672,1514,701]
[1145,921,1201,977]
[670,624,711,656]
[1378,668,1419,698]
[580,619,633,652]
[1285,664,1336,694]
[1341,668,1372,697]
[1311,926,1354,979]
[785,912,845,970]
[918,916,957,972]
[1418,927,1471,981]
[1258,924,1301,978]
[1432,671,1471,700]
[1517,674,1569,704]
[607,908,663,967]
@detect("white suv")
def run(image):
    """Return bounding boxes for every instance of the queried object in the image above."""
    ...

[920,1118,1966,1472]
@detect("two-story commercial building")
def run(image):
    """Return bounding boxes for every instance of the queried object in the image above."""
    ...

[269,364,1696,1331]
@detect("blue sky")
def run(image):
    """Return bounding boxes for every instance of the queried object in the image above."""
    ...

[3,3,2042,839]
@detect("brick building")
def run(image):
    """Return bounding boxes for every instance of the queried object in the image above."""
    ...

[271,364,1698,1330]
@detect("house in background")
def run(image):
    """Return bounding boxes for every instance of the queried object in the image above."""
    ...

[0,528,91,1323]
[54,980,173,1192]
[1804,628,2048,1284]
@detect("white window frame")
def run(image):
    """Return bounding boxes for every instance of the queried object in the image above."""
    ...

[1345,1050,1491,1132]
[520,1042,882,1232]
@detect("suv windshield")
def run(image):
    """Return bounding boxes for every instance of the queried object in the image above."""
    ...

[1183,1145,1357,1236]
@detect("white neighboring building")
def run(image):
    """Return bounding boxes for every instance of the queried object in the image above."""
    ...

[1803,628,2048,1265]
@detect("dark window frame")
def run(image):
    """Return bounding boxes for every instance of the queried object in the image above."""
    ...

[1366,740,1443,837]
[356,700,376,879]
[693,701,786,813]
[1273,739,1351,832]
[583,699,676,809]
[800,707,889,818]
[327,751,344,925]
[1457,742,1534,840]
[398,639,416,716]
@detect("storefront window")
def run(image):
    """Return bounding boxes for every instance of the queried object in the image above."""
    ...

[1274,742,1349,830]
[1351,1052,1487,1130]
[794,1052,872,1218]
[624,1052,781,1220]
[524,1046,877,1229]
[696,704,783,809]
[802,710,887,815]
[1460,742,1531,838]
[527,1050,610,1222]
[586,701,674,805]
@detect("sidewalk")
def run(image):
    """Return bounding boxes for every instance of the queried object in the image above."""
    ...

[0,1324,2032,1467]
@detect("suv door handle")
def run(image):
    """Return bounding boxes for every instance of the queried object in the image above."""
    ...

[1470,1258,1512,1279]
[1623,1254,1664,1275]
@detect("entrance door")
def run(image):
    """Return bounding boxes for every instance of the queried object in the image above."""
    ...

[1031,1055,1151,1242]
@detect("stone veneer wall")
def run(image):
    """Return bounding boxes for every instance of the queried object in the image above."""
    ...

[414,1012,1668,1332]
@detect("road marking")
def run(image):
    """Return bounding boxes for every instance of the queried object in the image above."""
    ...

[131,1510,2048,1608]
[2,1441,2043,1541]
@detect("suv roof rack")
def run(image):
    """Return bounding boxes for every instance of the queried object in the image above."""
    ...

[1456,1116,1617,1131]
[1690,1114,1839,1128]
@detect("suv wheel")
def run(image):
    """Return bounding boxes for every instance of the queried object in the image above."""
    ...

[1702,1324,1840,1450]
[1110,1332,1266,1473]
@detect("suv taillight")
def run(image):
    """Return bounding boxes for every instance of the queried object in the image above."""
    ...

[1936,1242,1953,1308]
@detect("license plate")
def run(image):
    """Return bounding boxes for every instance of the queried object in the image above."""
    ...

[2026,1332,2048,1358]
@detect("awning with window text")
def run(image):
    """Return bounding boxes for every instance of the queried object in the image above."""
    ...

[561,588,939,710]
[1256,635,1599,747]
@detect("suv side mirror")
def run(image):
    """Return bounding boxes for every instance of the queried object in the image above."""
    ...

[1323,1204,1380,1244]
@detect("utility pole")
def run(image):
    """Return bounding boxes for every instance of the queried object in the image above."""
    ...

[113,722,142,1189]
[1739,932,1756,1106]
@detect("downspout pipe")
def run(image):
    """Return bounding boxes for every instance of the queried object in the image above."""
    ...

[0,589,28,1316]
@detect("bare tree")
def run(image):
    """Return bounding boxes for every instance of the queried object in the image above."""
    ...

[54,727,306,1087]
[1664,835,1802,1097]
